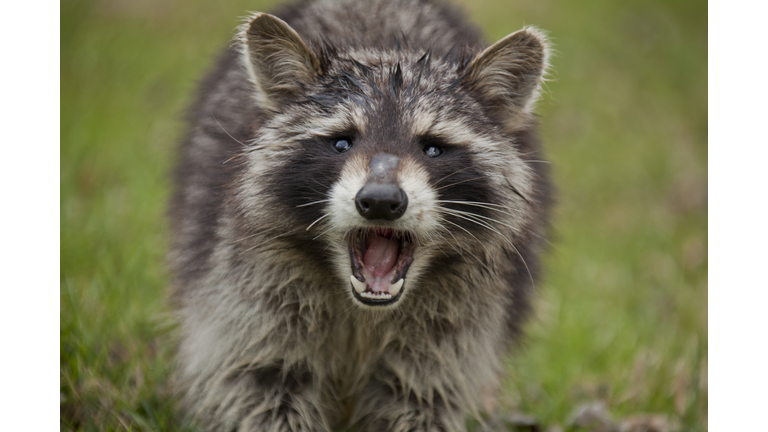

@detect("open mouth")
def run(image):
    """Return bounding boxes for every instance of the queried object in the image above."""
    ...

[348,228,414,306]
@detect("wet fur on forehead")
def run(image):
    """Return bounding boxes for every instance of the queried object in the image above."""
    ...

[248,46,480,136]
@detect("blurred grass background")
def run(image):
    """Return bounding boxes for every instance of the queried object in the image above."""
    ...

[60,0,707,430]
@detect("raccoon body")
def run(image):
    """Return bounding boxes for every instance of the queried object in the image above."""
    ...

[169,0,552,430]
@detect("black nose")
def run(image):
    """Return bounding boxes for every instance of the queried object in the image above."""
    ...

[355,184,408,221]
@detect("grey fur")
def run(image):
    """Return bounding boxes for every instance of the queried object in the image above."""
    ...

[169,0,552,431]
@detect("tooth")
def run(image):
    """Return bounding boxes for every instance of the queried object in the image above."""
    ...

[350,275,367,294]
[388,278,404,296]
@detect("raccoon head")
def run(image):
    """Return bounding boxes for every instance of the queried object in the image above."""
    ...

[236,13,550,309]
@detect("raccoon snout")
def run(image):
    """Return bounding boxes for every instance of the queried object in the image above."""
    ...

[355,153,408,221]
[355,184,408,221]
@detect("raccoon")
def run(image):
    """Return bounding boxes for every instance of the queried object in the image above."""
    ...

[169,0,552,430]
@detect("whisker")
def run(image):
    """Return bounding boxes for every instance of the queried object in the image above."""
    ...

[312,226,335,241]
[222,153,246,165]
[241,229,301,253]
[505,178,532,204]
[422,227,454,259]
[437,200,518,218]
[439,209,535,289]
[428,231,452,258]
[231,228,280,244]
[296,199,331,208]
[440,219,494,274]
[209,110,248,147]
[439,208,520,234]
[312,178,330,190]
[438,210,496,237]
[431,163,481,188]
[508,242,535,290]
[441,230,473,262]
[437,199,508,209]
[306,214,329,231]
[434,176,486,191]
[527,228,553,247]
[516,151,540,157]
[433,223,465,260]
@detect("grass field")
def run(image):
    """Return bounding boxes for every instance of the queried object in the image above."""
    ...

[60,0,707,430]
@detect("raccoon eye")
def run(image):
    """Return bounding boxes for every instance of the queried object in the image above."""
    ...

[333,138,352,153]
[424,145,444,158]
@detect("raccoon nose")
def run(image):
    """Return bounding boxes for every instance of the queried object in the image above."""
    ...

[355,184,408,221]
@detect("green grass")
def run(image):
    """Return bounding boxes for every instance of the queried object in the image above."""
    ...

[61,0,707,430]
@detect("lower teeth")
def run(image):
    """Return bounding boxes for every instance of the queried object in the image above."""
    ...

[359,291,392,300]
[350,274,406,301]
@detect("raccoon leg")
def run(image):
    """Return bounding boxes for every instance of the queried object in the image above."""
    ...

[351,378,466,432]
[191,364,328,432]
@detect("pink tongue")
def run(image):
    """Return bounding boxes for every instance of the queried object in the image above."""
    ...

[364,233,399,278]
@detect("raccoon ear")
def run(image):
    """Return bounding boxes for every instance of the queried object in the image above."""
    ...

[467,26,550,120]
[239,13,322,110]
